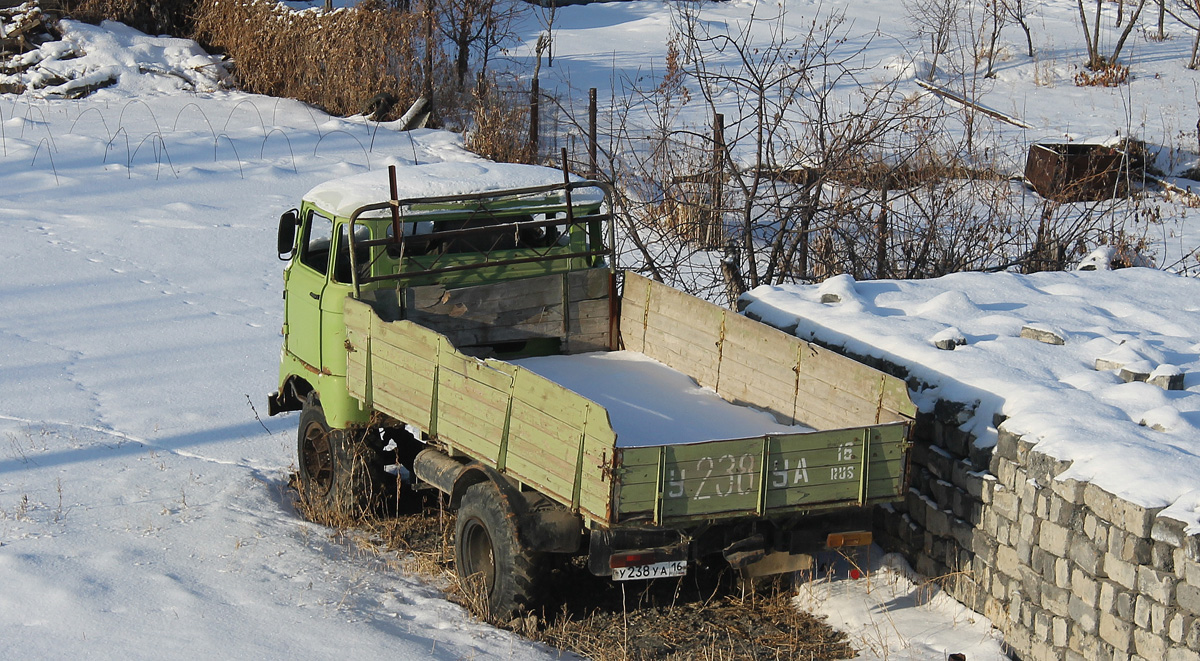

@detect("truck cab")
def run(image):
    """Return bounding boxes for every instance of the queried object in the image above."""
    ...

[268,161,609,429]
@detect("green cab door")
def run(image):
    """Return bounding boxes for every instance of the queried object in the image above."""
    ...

[284,209,334,371]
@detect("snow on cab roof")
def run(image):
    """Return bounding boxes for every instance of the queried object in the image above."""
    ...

[741,268,1200,530]
[301,161,603,218]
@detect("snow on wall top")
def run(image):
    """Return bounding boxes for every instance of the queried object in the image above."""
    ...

[741,268,1200,529]
[301,161,603,218]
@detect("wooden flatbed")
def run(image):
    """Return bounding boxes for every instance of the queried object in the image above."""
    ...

[344,270,914,528]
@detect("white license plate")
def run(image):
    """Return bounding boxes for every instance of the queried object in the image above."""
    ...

[612,560,688,581]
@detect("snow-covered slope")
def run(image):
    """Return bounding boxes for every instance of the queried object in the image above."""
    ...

[0,20,566,660]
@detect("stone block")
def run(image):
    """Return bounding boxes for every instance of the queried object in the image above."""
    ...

[1049,495,1076,527]
[1070,594,1099,634]
[1030,640,1057,661]
[1071,535,1105,577]
[1044,583,1070,617]
[1021,479,1039,513]
[1102,611,1136,651]
[1035,609,1052,642]
[1187,617,1200,649]
[1179,583,1200,617]
[1018,537,1035,566]
[1158,542,1179,574]
[1052,477,1086,505]
[1102,581,1118,612]
[1153,601,1173,634]
[925,506,951,537]
[1138,594,1153,629]
[1170,612,1193,643]
[1103,611,1136,651]
[994,488,1020,522]
[1057,557,1072,589]
[1118,589,1136,620]
[1022,324,1065,344]
[950,460,985,498]
[1167,648,1200,661]
[1086,483,1117,520]
[1141,566,1178,605]
[1055,616,1069,647]
[1185,561,1200,588]
[1073,569,1100,606]
[1123,536,1153,564]
[1136,628,1169,659]
[1041,521,1072,557]
[1155,518,1189,548]
[1108,553,1139,590]
[1150,371,1186,390]
[1123,502,1165,538]
[995,428,1021,461]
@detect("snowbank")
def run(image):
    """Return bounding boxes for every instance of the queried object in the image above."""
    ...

[743,268,1200,528]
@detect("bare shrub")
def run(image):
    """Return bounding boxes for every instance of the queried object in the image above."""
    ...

[464,75,535,164]
[64,0,196,37]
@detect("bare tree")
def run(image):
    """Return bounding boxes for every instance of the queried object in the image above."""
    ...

[1005,0,1036,57]
[904,0,964,80]
[1077,0,1149,69]
[1164,1,1200,68]
[439,0,524,87]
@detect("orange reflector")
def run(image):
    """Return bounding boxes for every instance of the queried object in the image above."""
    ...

[826,531,873,548]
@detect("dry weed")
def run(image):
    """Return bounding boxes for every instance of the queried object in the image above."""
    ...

[1074,62,1130,87]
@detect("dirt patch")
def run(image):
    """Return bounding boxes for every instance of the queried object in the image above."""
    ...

[355,493,855,661]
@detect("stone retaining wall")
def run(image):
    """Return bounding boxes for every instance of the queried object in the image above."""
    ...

[872,402,1200,661]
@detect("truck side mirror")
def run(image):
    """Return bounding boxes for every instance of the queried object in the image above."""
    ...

[277,209,299,260]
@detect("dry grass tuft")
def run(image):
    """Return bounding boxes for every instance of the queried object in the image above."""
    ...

[1074,62,1130,87]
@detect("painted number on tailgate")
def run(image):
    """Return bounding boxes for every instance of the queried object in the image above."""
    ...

[663,441,860,500]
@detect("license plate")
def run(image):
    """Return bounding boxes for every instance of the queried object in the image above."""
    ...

[612,560,688,581]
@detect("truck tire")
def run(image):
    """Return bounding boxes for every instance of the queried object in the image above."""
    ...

[296,400,389,521]
[455,481,543,621]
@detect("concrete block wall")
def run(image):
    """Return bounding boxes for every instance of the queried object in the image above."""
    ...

[873,405,1200,661]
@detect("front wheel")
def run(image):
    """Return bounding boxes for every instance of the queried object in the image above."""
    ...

[455,481,544,621]
[296,400,389,522]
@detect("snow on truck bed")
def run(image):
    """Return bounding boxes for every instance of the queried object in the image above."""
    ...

[740,267,1200,532]
[511,351,812,447]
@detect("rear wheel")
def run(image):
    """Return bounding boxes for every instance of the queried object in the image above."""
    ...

[455,481,544,621]
[296,399,390,521]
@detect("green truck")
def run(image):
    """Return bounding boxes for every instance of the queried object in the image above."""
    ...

[268,161,915,618]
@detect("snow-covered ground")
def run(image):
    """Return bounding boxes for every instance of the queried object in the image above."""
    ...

[8,0,1200,658]
[0,21,567,661]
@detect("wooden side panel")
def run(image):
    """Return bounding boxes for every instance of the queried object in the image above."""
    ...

[620,273,916,432]
[344,298,373,405]
[504,368,592,507]
[435,351,512,465]
[405,275,566,346]
[638,278,723,390]
[564,269,613,354]
[367,319,439,432]
[718,313,800,425]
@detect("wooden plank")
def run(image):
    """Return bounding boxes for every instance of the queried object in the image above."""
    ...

[567,268,611,300]
[407,274,565,315]
[618,272,652,352]
[721,312,803,367]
